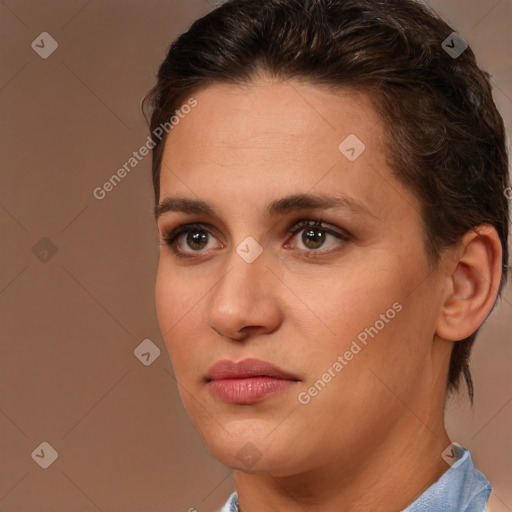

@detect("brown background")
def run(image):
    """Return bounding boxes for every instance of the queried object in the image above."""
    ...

[0,0,510,511]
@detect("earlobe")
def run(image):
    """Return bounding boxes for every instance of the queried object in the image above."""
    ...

[436,225,503,342]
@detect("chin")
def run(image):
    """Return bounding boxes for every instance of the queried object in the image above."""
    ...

[198,424,305,476]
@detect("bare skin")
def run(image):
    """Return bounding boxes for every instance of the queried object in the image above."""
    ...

[154,76,502,511]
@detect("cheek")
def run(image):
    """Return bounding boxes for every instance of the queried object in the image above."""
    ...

[155,260,203,323]
[286,253,432,381]
[155,265,178,335]
[286,258,406,341]
[155,264,202,362]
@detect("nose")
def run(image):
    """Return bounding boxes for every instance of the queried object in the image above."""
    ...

[205,249,282,341]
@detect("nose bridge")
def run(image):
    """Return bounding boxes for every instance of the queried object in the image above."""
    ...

[212,247,268,309]
[205,244,281,338]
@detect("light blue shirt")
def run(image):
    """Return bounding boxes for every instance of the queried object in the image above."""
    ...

[220,447,491,511]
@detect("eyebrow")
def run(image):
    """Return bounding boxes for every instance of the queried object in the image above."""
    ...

[155,193,376,220]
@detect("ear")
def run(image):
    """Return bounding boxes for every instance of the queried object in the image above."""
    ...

[436,225,503,342]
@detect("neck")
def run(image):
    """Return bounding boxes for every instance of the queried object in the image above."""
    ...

[233,418,452,512]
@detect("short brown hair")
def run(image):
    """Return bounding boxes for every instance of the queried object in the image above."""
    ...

[143,0,510,402]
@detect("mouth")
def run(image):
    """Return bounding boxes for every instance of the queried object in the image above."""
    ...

[205,358,300,405]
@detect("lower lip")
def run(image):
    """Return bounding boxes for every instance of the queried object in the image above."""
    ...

[208,377,297,404]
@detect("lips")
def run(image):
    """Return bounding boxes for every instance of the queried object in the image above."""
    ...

[206,358,299,381]
[206,358,300,404]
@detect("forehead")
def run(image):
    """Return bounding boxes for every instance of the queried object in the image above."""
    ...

[162,78,380,164]
[158,78,418,226]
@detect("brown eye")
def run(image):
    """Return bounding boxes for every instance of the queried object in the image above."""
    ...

[161,222,224,258]
[186,230,209,250]
[302,228,326,249]
[286,219,351,254]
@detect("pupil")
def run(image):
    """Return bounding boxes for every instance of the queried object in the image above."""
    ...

[187,230,208,250]
[303,228,325,249]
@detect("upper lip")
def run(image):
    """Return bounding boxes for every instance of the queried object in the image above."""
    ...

[206,358,299,381]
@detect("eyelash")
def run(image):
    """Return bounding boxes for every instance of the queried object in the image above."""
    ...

[159,219,351,259]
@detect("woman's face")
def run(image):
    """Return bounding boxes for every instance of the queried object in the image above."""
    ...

[155,78,451,476]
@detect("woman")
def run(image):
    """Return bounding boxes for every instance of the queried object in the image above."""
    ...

[143,0,509,510]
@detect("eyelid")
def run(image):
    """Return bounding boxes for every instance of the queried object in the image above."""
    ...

[286,218,352,242]
[160,222,215,244]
